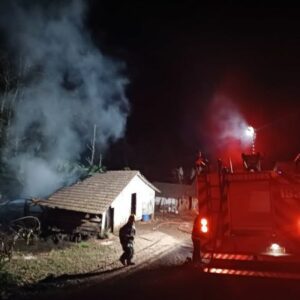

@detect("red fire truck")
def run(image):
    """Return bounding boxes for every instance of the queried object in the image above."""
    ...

[195,152,300,277]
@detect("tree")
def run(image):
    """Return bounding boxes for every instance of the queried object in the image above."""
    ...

[84,124,106,176]
[86,124,97,167]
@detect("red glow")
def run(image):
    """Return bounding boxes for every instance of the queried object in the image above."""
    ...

[204,95,255,168]
[202,252,255,261]
[204,267,300,280]
[199,217,208,233]
[201,70,300,166]
[297,218,300,235]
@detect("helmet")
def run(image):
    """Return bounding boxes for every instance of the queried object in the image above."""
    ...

[128,214,135,223]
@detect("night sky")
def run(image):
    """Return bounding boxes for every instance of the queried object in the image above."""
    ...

[89,2,300,181]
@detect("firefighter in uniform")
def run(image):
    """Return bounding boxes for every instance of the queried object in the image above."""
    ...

[192,214,202,264]
[119,214,136,266]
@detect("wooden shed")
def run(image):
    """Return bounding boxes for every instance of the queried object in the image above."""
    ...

[38,171,159,237]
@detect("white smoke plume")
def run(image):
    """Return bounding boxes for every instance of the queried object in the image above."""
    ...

[0,0,129,198]
[207,95,253,155]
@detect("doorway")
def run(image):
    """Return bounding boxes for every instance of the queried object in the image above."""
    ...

[105,206,114,233]
[131,193,137,215]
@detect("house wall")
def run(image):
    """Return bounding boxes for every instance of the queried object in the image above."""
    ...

[155,196,198,213]
[110,176,156,232]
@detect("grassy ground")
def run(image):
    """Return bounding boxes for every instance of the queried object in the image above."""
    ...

[0,236,119,295]
[0,212,194,298]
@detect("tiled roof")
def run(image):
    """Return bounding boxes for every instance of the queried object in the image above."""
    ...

[152,182,196,198]
[38,171,159,214]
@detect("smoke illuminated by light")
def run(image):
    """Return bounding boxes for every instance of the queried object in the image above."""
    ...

[206,95,255,161]
[218,112,253,147]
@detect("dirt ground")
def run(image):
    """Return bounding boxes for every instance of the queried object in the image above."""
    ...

[8,211,300,300]
[136,210,194,242]
[5,211,196,300]
[33,264,300,300]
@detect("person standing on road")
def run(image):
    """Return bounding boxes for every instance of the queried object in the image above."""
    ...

[192,214,202,265]
[119,214,136,266]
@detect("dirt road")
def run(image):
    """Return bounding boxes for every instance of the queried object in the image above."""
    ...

[10,212,194,300]
[12,212,300,300]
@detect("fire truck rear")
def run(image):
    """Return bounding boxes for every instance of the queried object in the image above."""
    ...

[195,152,300,277]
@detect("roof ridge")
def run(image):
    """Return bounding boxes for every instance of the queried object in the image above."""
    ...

[39,170,158,214]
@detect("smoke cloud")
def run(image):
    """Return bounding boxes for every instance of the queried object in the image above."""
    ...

[0,0,129,198]
[205,95,253,163]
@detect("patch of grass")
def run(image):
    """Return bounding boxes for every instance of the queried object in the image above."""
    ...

[2,238,120,287]
[79,242,89,248]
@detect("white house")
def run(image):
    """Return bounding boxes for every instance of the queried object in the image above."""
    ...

[38,171,160,235]
[106,171,160,231]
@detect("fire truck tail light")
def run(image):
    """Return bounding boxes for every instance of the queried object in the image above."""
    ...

[201,225,208,233]
[200,218,208,226]
[200,218,209,233]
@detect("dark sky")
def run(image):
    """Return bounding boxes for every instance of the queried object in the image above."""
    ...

[88,2,300,181]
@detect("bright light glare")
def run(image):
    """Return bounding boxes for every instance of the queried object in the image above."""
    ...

[270,243,280,252]
[201,225,208,233]
[267,243,286,256]
[200,218,208,226]
[245,126,255,138]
